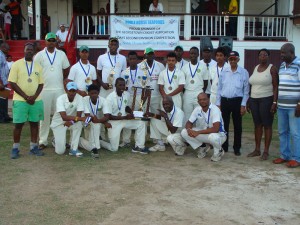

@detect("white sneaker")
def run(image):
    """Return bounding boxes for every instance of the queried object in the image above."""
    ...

[211,149,225,162]
[174,146,186,156]
[197,145,210,158]
[149,144,166,152]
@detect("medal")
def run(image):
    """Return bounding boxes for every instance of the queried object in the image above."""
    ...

[110,69,115,75]
[190,80,195,84]
[45,49,56,69]
[118,112,122,116]
[85,77,91,83]
[189,62,200,83]
[25,60,33,83]
[167,68,176,91]
[168,86,172,90]
[79,60,91,82]
[131,87,135,91]
[108,52,117,73]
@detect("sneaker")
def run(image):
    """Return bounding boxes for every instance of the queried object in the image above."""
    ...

[69,149,83,157]
[29,146,45,156]
[174,146,186,156]
[197,145,210,158]
[91,148,99,158]
[11,148,20,159]
[131,146,141,153]
[139,147,150,155]
[149,144,166,152]
[119,142,131,148]
[211,149,225,162]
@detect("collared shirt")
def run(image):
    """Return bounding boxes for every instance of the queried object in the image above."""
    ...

[278,56,300,109]
[164,106,184,131]
[216,66,250,106]
[50,93,84,128]
[189,104,226,133]
[68,60,97,92]
[175,59,188,70]
[106,91,130,116]
[0,50,9,85]
[200,59,217,94]
[121,66,145,95]
[83,95,109,118]
[182,61,206,91]
[210,62,229,96]
[158,68,185,95]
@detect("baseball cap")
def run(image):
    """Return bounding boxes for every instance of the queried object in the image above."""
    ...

[109,37,119,43]
[228,51,240,58]
[79,45,89,52]
[202,46,213,52]
[45,32,56,41]
[59,24,65,28]
[66,82,78,91]
[144,47,154,54]
[174,45,183,51]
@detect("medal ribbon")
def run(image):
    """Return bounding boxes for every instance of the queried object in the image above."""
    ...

[169,106,176,122]
[167,68,176,86]
[180,60,184,69]
[45,50,56,66]
[117,94,123,112]
[108,52,117,68]
[89,97,99,116]
[147,62,155,77]
[79,60,90,77]
[25,60,33,78]
[189,62,200,79]
[203,107,211,126]
[216,65,224,78]
[130,68,138,84]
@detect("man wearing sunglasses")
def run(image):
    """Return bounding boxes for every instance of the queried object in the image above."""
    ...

[34,32,70,150]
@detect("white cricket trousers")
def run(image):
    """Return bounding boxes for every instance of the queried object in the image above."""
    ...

[51,122,83,155]
[107,120,146,151]
[181,128,227,155]
[39,89,65,146]
[79,122,101,151]
[183,90,202,124]
[150,118,186,152]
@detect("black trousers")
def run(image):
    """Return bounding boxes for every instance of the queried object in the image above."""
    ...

[221,97,242,152]
[0,97,9,121]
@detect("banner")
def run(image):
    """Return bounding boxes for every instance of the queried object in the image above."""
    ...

[110,16,180,50]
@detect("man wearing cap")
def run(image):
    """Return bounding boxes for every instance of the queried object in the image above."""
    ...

[35,32,70,150]
[56,24,68,47]
[96,37,127,99]
[8,43,44,159]
[67,45,97,97]
[182,46,207,123]
[174,45,188,70]
[216,51,249,156]
[158,52,185,109]
[50,82,88,156]
[141,47,165,113]
[200,46,217,97]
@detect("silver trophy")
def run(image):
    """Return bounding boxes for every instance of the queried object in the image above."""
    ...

[108,67,115,89]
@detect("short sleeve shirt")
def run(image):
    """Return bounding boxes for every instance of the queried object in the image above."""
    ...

[8,59,44,101]
[68,60,97,91]
[161,106,184,132]
[50,93,84,128]
[56,30,68,42]
[83,95,109,118]
[34,48,70,90]
[182,62,205,91]
[106,91,131,116]
[158,68,185,95]
[121,66,145,95]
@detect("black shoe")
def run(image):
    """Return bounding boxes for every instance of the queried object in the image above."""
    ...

[234,150,241,156]
[91,148,99,158]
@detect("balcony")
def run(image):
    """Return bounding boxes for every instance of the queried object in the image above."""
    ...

[73,13,289,41]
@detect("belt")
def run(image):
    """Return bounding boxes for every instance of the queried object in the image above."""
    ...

[221,96,243,101]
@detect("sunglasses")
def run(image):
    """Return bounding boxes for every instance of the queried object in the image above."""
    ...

[47,39,56,42]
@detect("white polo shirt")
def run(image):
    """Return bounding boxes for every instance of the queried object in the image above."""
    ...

[162,106,184,132]
[96,52,127,84]
[176,59,188,70]
[121,67,145,95]
[68,60,97,91]
[50,93,84,128]
[106,91,131,116]
[200,59,217,94]
[56,30,68,42]
[138,60,165,97]
[83,95,109,118]
[209,62,229,97]
[34,48,70,90]
[188,104,225,133]
[182,62,206,91]
[158,68,185,95]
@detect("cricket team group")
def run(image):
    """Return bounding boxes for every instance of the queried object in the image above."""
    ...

[4,31,300,167]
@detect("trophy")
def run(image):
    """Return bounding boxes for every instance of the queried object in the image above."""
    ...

[107,68,115,89]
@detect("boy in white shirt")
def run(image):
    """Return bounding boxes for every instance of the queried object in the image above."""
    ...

[4,6,11,40]
[181,93,227,162]
[158,52,185,109]
[67,45,97,96]
[79,84,112,158]
[174,45,188,70]
[56,24,68,47]
[50,82,88,157]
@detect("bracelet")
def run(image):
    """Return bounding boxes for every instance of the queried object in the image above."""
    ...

[75,116,78,122]
[273,102,277,104]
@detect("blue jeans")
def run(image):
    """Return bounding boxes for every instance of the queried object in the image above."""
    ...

[277,108,300,162]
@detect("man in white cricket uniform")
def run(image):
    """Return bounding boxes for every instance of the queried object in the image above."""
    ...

[50,82,87,156]
[56,24,68,47]
[182,47,208,123]
[200,46,217,97]
[141,48,165,114]
[79,84,112,158]
[96,37,127,98]
[147,96,186,155]
[34,32,70,149]
[104,78,148,154]
[174,45,188,70]
[181,93,227,162]
[67,45,97,97]
[158,52,185,109]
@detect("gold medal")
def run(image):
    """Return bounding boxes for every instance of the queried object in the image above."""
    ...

[85,77,91,83]
[28,78,32,83]
[168,86,172,91]
[118,112,122,116]
[190,80,195,84]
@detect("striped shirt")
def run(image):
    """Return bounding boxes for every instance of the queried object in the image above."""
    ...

[278,57,300,109]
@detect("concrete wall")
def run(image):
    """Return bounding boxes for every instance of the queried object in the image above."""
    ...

[47,0,72,32]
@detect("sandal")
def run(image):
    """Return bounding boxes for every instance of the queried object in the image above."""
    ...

[247,150,261,157]
[260,152,269,160]
[286,160,300,168]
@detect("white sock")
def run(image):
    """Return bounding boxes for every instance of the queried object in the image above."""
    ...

[157,140,164,146]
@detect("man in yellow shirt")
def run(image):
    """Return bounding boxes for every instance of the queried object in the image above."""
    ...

[8,43,44,159]
[228,0,238,36]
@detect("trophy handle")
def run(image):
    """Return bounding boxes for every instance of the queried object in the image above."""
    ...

[145,88,151,115]
[131,87,137,110]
